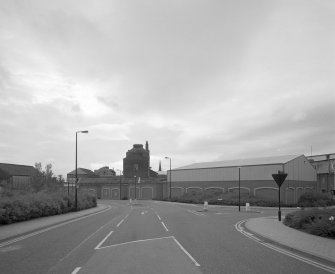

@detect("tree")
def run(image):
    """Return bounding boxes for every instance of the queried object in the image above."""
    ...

[31,162,61,192]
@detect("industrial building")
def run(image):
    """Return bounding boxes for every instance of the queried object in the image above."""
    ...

[307,153,335,194]
[0,163,36,191]
[67,141,166,200]
[167,155,317,204]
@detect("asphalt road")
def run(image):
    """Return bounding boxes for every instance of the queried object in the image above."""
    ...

[0,200,331,274]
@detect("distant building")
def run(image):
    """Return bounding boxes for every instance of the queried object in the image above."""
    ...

[67,168,99,181]
[94,166,116,177]
[0,163,36,190]
[66,141,167,200]
[307,153,335,193]
[123,141,155,178]
[168,155,317,204]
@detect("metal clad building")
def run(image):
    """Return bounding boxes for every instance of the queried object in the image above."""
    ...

[167,155,317,203]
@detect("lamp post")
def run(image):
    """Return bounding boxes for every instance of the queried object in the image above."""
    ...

[165,157,171,201]
[117,169,122,200]
[75,130,88,211]
[134,175,136,200]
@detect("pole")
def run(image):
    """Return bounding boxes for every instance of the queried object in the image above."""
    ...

[278,186,281,221]
[134,176,136,200]
[238,167,241,212]
[169,158,171,201]
[119,170,122,200]
[75,132,78,211]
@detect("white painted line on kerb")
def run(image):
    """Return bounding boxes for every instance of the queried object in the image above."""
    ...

[71,267,81,274]
[157,215,161,221]
[172,237,200,267]
[235,220,335,274]
[161,222,169,232]
[95,230,113,250]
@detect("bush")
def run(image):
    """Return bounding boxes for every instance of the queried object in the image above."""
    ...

[170,191,295,207]
[0,191,97,225]
[284,208,335,238]
[297,192,335,208]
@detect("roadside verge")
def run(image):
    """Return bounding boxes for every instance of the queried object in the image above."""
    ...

[0,204,110,243]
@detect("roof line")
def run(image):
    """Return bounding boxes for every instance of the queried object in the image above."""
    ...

[0,163,34,168]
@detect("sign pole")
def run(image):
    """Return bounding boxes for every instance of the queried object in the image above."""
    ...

[272,171,288,222]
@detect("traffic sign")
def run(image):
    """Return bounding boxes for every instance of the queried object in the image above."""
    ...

[272,172,288,187]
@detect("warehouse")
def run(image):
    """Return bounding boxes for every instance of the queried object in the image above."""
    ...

[167,155,317,204]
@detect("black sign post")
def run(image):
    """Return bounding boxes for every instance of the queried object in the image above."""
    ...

[272,171,288,221]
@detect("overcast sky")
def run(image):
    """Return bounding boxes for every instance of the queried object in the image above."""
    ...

[1,0,334,178]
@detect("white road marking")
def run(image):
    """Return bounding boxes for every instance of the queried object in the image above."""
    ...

[94,230,114,250]
[116,219,124,227]
[0,205,112,248]
[235,219,335,273]
[157,215,162,221]
[96,236,173,250]
[71,267,81,274]
[161,222,169,232]
[187,210,205,216]
[0,245,21,253]
[116,213,130,228]
[47,211,130,273]
[172,237,200,267]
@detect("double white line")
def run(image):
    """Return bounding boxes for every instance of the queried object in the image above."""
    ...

[235,219,335,273]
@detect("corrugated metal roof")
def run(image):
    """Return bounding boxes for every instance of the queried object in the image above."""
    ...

[175,155,302,170]
[0,163,36,177]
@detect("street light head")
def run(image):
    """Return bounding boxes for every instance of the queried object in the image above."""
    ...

[81,130,89,133]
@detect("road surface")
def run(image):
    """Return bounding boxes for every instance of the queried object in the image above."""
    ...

[0,200,333,273]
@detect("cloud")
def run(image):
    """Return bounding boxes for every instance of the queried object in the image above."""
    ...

[0,0,334,177]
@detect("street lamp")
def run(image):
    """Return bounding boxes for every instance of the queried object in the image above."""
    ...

[117,169,122,200]
[134,175,136,200]
[75,130,88,211]
[165,157,171,200]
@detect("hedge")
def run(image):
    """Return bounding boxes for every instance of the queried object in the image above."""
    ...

[167,191,295,207]
[0,191,97,225]
[297,192,335,208]
[284,208,335,238]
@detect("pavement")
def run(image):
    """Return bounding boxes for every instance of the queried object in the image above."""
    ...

[0,203,334,265]
[0,204,109,242]
[245,216,335,264]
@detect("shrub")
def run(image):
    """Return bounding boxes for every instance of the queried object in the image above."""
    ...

[0,191,97,225]
[297,192,335,208]
[170,191,296,207]
[284,208,335,238]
